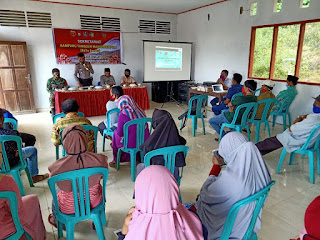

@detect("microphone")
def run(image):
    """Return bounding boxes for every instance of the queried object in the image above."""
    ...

[83,63,89,71]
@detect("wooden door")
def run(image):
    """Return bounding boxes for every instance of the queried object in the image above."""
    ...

[0,41,35,112]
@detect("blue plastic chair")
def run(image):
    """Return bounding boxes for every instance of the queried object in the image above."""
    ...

[0,136,34,196]
[277,125,320,184]
[102,108,120,152]
[52,112,85,160]
[254,88,261,96]
[0,191,33,240]
[116,118,152,182]
[248,98,277,143]
[59,125,99,157]
[270,95,296,131]
[220,181,276,240]
[219,102,257,142]
[48,167,109,240]
[4,118,18,130]
[144,145,189,202]
[231,92,244,101]
[180,95,208,137]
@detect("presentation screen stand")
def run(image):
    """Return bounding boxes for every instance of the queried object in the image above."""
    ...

[161,81,180,108]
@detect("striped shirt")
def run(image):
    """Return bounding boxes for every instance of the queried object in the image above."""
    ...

[51,112,94,152]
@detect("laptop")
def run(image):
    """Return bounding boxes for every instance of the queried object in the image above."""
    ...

[212,84,226,93]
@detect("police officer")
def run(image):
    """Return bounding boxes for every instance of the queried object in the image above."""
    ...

[74,53,94,87]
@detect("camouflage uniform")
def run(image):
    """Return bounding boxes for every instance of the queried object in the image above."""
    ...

[47,76,68,108]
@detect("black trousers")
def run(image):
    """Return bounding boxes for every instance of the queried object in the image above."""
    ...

[255,136,283,156]
[79,77,93,87]
[98,122,106,136]
[3,123,36,147]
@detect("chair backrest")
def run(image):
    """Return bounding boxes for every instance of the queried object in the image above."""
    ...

[220,181,275,240]
[48,167,109,219]
[230,102,257,125]
[106,108,120,132]
[300,124,320,151]
[0,191,28,240]
[52,112,85,124]
[250,98,277,121]
[254,88,261,96]
[276,95,296,113]
[4,118,18,130]
[231,92,244,101]
[0,135,25,173]
[187,95,208,117]
[144,145,189,176]
[123,118,152,149]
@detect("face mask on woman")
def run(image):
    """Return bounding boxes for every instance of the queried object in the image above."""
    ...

[313,104,320,114]
[241,86,246,95]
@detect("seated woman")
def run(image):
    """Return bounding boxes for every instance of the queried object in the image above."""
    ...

[193,132,271,240]
[110,95,149,168]
[48,125,108,226]
[118,165,205,240]
[137,109,187,180]
[0,148,46,240]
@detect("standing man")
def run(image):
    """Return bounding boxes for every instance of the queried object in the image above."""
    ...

[74,53,94,87]
[100,68,116,86]
[217,70,232,90]
[47,68,68,116]
[120,69,136,86]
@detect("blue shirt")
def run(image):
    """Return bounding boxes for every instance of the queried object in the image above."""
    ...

[4,111,17,122]
[226,84,243,100]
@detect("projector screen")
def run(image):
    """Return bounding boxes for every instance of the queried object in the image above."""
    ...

[143,41,192,82]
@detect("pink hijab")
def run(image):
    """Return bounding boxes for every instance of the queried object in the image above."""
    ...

[125,165,204,240]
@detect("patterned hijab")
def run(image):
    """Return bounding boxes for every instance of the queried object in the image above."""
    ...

[117,95,146,120]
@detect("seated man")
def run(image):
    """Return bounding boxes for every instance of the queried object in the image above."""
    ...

[211,73,243,115]
[272,75,298,112]
[217,69,232,90]
[256,95,320,156]
[98,86,123,136]
[209,80,257,141]
[0,109,48,183]
[100,68,116,87]
[254,79,275,120]
[120,69,136,86]
[51,98,94,152]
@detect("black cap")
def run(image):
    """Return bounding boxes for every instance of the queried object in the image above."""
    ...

[313,95,320,102]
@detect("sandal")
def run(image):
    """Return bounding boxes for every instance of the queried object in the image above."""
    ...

[32,173,49,183]
[48,214,57,228]
[109,161,117,169]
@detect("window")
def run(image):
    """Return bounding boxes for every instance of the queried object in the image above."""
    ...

[274,0,282,12]
[250,3,257,16]
[300,0,310,8]
[248,19,320,85]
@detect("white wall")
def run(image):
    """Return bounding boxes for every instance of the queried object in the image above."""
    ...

[0,0,177,110]
[177,0,320,120]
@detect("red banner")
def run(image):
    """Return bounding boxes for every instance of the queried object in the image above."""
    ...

[53,28,122,64]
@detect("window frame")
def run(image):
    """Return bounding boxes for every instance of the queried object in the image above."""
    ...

[248,18,320,86]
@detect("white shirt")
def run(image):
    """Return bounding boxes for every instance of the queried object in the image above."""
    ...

[224,78,232,89]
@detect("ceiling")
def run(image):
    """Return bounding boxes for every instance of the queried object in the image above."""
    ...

[30,0,227,14]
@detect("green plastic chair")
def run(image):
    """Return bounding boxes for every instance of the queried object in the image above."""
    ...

[102,108,120,152]
[0,191,33,240]
[254,88,262,96]
[53,112,85,160]
[270,95,296,131]
[277,125,320,184]
[220,181,275,240]
[4,118,18,130]
[59,125,99,157]
[219,102,257,142]
[144,145,189,202]
[48,167,109,240]
[0,136,34,196]
[180,95,208,137]
[248,98,277,143]
[231,92,244,101]
[116,118,152,182]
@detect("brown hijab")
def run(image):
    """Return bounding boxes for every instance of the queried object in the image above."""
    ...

[48,124,108,192]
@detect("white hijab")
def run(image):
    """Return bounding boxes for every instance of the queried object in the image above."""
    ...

[195,132,271,240]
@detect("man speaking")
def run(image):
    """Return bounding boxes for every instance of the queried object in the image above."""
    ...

[74,53,94,87]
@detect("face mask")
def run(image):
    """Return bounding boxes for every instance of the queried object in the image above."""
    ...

[125,74,130,78]
[261,87,268,93]
[313,104,320,114]
[242,87,246,95]
[220,75,225,80]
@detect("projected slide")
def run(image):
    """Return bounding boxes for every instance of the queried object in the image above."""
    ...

[155,46,182,71]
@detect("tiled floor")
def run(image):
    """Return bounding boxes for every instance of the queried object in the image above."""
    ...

[16,101,319,240]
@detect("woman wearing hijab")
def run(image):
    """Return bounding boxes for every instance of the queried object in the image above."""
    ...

[110,95,149,168]
[47,124,108,227]
[194,132,271,240]
[137,109,186,180]
[0,147,46,240]
[118,165,204,240]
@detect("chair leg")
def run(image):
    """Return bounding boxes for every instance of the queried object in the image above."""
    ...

[195,117,198,129]
[250,233,258,240]
[192,117,196,137]
[92,215,105,240]
[55,146,59,160]
[282,114,287,131]
[25,167,34,187]
[277,148,287,174]
[102,134,106,152]
[308,152,315,184]
[255,123,260,143]
[140,150,144,163]
[219,126,225,143]
[288,113,292,126]
[12,171,26,196]
[179,191,182,203]
[130,151,137,182]
[116,149,122,170]
[100,210,107,226]
[246,126,251,142]
[317,149,320,174]
[180,119,183,132]
[57,221,63,238]
[272,115,276,127]
[201,116,206,135]
[266,122,271,137]
[289,152,296,165]
[66,222,76,240]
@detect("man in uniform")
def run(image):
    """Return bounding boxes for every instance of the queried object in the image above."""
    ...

[120,69,136,86]
[46,68,68,116]
[100,68,116,86]
[74,53,94,87]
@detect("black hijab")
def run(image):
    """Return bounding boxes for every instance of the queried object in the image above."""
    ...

[140,109,186,167]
